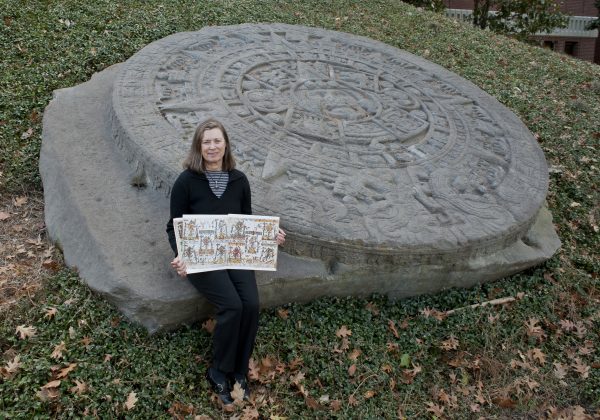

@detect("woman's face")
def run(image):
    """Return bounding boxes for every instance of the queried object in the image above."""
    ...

[201,127,226,170]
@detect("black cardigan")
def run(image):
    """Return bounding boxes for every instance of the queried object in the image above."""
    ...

[166,168,252,255]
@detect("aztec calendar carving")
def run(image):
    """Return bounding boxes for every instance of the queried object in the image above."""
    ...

[112,24,549,264]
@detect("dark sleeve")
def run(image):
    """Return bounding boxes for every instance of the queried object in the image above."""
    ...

[241,174,252,215]
[166,175,190,256]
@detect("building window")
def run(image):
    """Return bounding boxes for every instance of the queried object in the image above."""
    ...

[543,40,555,50]
[564,42,578,56]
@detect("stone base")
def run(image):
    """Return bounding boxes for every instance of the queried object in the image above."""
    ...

[40,65,561,333]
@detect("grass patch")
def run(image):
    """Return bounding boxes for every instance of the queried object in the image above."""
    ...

[1,0,599,418]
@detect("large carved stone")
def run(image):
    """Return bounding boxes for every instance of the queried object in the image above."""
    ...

[41,24,560,332]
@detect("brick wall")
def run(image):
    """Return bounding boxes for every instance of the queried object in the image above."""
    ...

[444,0,474,9]
[444,0,598,16]
[531,35,597,61]
[557,0,598,16]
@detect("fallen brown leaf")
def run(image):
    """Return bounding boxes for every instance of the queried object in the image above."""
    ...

[14,196,28,207]
[388,319,399,338]
[15,325,37,340]
[524,318,546,341]
[425,402,444,417]
[492,397,516,408]
[124,391,138,410]
[440,335,459,351]
[571,358,590,379]
[0,211,10,221]
[1,355,22,379]
[57,363,77,379]
[365,302,379,315]
[20,128,33,139]
[277,308,289,319]
[330,399,342,411]
[202,318,216,334]
[42,379,61,389]
[44,307,57,319]
[70,380,88,395]
[241,406,260,419]
[530,348,546,365]
[348,349,361,361]
[231,382,245,405]
[51,341,66,360]
[248,357,260,380]
[364,390,376,399]
[348,364,356,376]
[553,362,569,379]
[335,325,352,338]
[290,371,305,385]
[305,396,320,409]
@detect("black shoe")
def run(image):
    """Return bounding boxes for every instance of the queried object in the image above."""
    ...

[206,367,234,407]
[229,372,250,401]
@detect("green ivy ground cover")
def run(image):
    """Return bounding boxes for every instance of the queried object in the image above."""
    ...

[1,0,598,418]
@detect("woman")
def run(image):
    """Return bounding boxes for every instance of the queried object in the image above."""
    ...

[166,119,285,407]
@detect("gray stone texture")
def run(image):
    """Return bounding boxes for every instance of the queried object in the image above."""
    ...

[41,24,561,332]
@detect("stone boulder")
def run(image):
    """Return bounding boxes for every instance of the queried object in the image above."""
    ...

[41,24,560,332]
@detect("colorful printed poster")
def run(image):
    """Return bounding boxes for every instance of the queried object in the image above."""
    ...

[173,214,279,273]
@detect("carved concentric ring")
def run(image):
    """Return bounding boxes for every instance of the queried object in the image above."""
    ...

[111,24,549,264]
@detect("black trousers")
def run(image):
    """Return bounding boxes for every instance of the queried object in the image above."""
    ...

[188,269,259,375]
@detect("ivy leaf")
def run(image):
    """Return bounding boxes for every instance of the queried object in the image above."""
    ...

[400,353,411,368]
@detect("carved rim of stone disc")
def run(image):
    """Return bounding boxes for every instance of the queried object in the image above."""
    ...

[110,23,549,265]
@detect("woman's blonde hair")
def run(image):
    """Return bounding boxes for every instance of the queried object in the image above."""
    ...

[183,119,236,173]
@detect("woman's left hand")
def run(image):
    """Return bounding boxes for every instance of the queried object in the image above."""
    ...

[276,228,286,246]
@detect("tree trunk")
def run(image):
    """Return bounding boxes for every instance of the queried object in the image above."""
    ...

[473,0,492,30]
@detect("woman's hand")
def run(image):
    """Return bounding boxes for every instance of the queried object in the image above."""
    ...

[170,256,187,278]
[276,228,286,246]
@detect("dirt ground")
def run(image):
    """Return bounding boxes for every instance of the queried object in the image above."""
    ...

[0,191,61,315]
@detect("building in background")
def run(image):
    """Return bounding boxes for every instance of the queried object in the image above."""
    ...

[444,0,599,64]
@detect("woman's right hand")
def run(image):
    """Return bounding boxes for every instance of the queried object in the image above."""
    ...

[170,256,187,278]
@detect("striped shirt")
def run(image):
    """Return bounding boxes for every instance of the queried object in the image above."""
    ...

[205,171,229,198]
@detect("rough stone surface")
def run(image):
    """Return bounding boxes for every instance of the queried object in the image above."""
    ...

[40,25,561,332]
